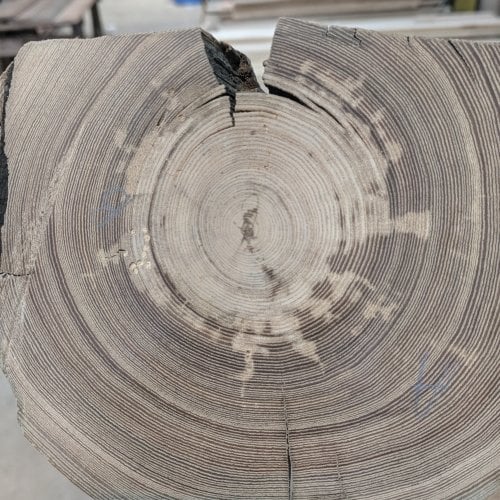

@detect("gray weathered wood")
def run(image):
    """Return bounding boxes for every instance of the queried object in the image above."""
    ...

[0,18,498,500]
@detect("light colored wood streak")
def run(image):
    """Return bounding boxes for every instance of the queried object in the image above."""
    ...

[0,18,498,500]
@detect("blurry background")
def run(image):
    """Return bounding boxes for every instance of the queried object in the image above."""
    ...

[1,0,500,498]
[1,0,500,75]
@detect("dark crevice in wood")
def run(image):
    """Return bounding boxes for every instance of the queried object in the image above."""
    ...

[447,40,473,75]
[0,272,31,278]
[0,62,14,263]
[156,108,167,127]
[201,30,261,125]
[201,31,260,93]
[267,84,306,107]
[267,84,345,128]
[353,28,362,46]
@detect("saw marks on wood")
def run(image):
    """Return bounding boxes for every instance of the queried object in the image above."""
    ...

[0,17,499,500]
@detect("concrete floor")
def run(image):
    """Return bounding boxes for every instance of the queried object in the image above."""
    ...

[0,372,92,499]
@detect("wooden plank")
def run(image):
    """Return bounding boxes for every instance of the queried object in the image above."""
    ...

[0,0,94,28]
[0,20,55,33]
[0,0,97,37]
[207,0,442,20]
[209,12,500,55]
[54,0,97,25]
[0,0,39,21]
[13,0,80,24]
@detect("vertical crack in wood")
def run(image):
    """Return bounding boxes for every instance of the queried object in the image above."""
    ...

[352,28,362,47]
[0,63,14,263]
[281,378,293,500]
[447,40,473,75]
[336,451,348,499]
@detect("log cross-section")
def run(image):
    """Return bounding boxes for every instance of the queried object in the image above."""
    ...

[0,18,499,500]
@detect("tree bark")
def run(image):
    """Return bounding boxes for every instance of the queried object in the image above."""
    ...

[0,18,499,500]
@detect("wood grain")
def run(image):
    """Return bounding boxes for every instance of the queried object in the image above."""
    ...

[0,18,498,500]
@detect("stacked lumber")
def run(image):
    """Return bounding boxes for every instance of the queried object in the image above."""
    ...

[206,0,442,21]
[0,0,102,62]
[0,0,40,21]
[1,18,499,500]
[0,0,96,27]
[209,12,500,72]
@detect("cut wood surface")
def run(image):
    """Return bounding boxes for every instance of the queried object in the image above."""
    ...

[0,18,499,500]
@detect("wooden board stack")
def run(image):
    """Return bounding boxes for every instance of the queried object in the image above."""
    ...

[0,18,499,500]
[206,0,442,21]
[0,0,102,64]
[0,0,97,26]
[208,12,500,75]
